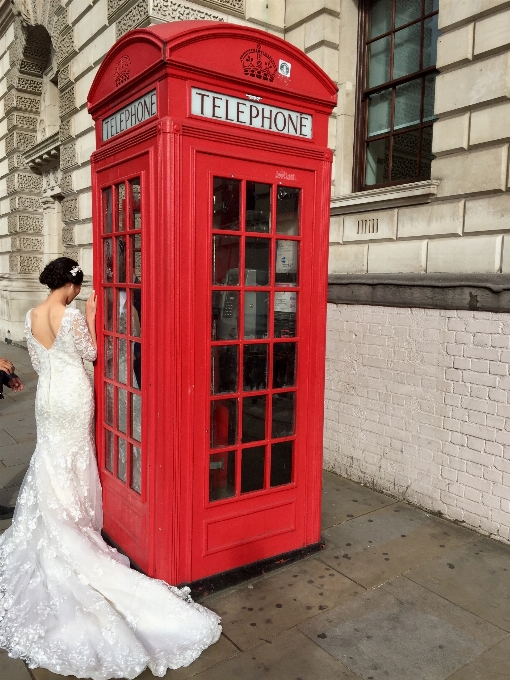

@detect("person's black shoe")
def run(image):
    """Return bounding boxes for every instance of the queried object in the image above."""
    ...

[0,505,14,519]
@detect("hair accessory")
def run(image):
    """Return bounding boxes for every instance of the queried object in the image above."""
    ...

[70,265,81,277]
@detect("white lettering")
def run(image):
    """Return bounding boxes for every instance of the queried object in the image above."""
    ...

[102,90,157,142]
[191,87,313,139]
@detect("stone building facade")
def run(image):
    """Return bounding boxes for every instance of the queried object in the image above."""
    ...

[1,0,510,544]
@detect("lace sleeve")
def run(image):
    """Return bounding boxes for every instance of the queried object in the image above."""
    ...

[72,310,97,362]
[25,311,40,374]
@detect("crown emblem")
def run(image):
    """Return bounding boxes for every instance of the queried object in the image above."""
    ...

[114,55,131,87]
[240,44,277,82]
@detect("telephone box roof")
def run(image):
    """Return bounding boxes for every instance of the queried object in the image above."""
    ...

[88,21,338,115]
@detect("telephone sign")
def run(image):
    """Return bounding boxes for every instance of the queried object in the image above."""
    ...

[88,21,337,587]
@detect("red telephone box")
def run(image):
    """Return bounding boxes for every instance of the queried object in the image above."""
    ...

[88,21,337,586]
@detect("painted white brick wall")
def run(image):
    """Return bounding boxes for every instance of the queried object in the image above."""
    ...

[324,303,510,544]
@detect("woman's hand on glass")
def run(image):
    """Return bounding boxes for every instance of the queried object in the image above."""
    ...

[86,291,97,323]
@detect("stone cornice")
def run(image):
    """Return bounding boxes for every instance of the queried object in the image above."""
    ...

[24,132,60,173]
[331,180,441,215]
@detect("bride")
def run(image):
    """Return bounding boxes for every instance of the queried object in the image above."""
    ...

[0,257,221,679]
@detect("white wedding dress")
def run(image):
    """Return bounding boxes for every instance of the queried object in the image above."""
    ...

[0,307,221,679]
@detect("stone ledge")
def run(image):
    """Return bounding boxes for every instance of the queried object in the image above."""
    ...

[328,274,510,312]
[331,181,440,215]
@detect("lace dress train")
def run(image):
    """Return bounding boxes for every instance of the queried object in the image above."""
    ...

[0,308,221,679]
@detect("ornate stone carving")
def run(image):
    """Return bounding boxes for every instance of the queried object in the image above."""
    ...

[10,195,42,211]
[19,255,43,274]
[8,154,25,172]
[6,131,37,153]
[17,76,43,94]
[11,236,43,251]
[62,226,75,245]
[58,64,72,91]
[7,173,43,194]
[57,29,76,66]
[4,92,40,115]
[64,250,79,263]
[42,168,62,197]
[19,59,45,76]
[116,0,149,39]
[60,142,77,170]
[181,0,243,15]
[9,255,18,273]
[8,113,38,130]
[9,214,44,233]
[24,24,52,63]
[62,197,78,222]
[59,119,72,142]
[108,0,130,19]
[53,11,67,38]
[59,85,76,117]
[151,0,226,21]
[61,172,74,195]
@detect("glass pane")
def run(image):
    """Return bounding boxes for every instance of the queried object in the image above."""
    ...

[211,345,238,394]
[130,178,141,230]
[213,235,240,285]
[210,451,236,501]
[395,0,422,28]
[423,14,439,68]
[420,126,434,177]
[117,338,127,384]
[131,341,141,389]
[105,335,113,379]
[369,0,392,39]
[105,383,114,425]
[271,441,293,487]
[365,137,390,186]
[368,35,391,88]
[276,187,300,235]
[424,0,439,12]
[244,344,268,391]
[105,429,114,473]
[210,398,238,448]
[273,343,296,388]
[131,445,141,493]
[367,89,392,137]
[274,292,297,338]
[241,445,265,493]
[131,392,141,442]
[104,288,113,331]
[213,177,240,231]
[131,288,141,338]
[103,187,112,234]
[117,437,126,482]
[117,183,125,231]
[117,289,127,334]
[130,234,141,284]
[393,23,421,80]
[212,291,239,341]
[275,241,299,286]
[242,395,266,443]
[116,237,126,283]
[394,79,422,130]
[118,388,127,434]
[272,392,296,438]
[246,182,270,233]
[245,238,270,285]
[392,129,420,180]
[423,73,436,122]
[103,238,113,282]
[244,292,269,339]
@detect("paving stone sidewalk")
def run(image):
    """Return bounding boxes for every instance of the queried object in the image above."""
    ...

[1,343,509,680]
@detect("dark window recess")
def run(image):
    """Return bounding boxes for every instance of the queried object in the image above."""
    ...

[355,0,439,190]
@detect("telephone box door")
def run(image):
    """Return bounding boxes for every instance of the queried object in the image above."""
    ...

[191,151,324,580]
[94,154,149,572]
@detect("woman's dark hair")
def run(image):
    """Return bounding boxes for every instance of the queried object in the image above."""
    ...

[39,257,84,290]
